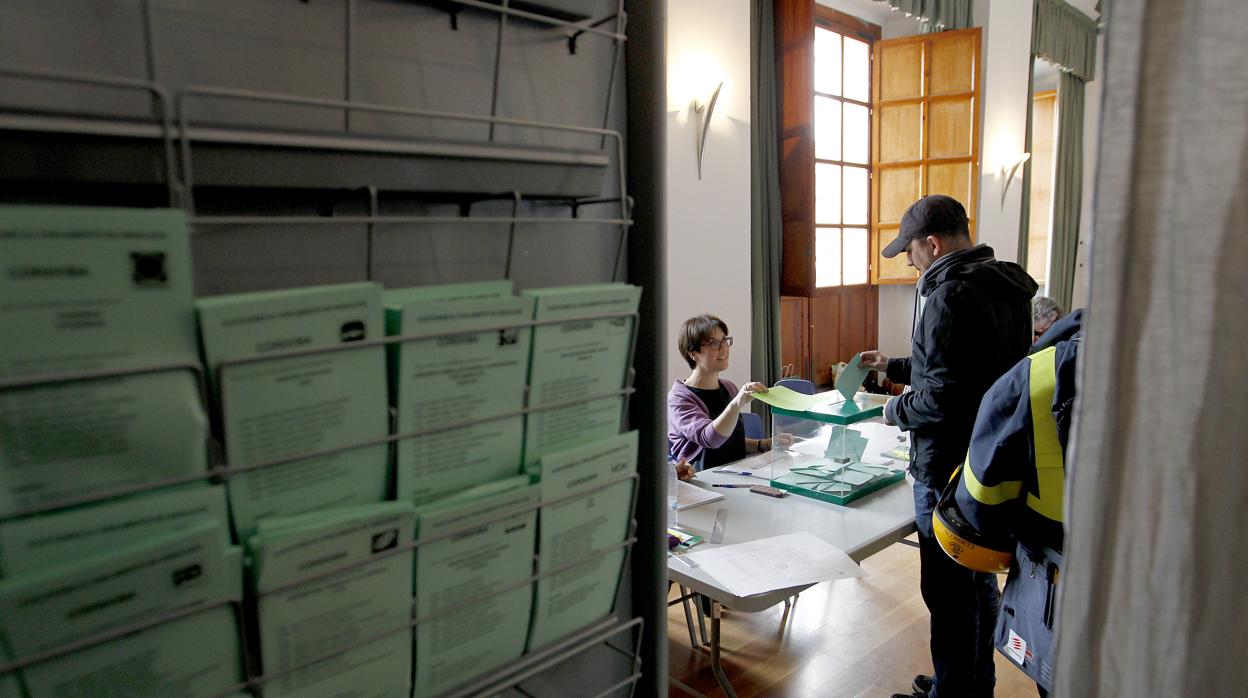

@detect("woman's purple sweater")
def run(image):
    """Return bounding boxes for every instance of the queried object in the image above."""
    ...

[666,377,738,464]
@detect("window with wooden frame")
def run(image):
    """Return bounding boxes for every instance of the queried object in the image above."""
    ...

[871,28,983,284]
[813,13,873,288]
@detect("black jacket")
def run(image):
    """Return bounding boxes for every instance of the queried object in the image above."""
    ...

[884,245,1038,486]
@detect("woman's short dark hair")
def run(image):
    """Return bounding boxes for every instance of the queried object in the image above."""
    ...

[678,314,729,369]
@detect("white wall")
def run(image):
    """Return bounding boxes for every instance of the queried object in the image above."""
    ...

[664,0,753,388]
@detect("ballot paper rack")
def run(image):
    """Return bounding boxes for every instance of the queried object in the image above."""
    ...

[0,308,646,698]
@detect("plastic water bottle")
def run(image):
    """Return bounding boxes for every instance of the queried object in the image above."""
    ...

[666,460,680,529]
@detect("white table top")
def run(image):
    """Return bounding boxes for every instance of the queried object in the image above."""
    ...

[667,436,917,612]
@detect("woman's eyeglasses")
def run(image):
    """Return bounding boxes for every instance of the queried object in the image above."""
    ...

[701,336,734,351]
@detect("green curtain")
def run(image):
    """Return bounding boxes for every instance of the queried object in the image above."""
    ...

[1047,70,1085,310]
[750,0,782,390]
[1034,0,1098,81]
[875,0,973,32]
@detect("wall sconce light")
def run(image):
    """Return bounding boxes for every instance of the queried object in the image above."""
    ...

[999,152,1031,207]
[694,81,724,180]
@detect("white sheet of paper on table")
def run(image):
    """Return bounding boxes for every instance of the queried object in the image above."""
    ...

[686,531,866,597]
[676,480,725,510]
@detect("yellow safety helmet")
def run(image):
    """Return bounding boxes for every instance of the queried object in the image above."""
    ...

[932,465,1014,574]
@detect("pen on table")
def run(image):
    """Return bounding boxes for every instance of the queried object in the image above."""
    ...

[716,469,752,476]
[711,483,752,488]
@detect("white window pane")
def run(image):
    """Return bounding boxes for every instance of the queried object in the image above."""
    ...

[816,228,843,287]
[815,28,841,96]
[843,228,869,285]
[843,166,869,225]
[843,103,870,164]
[815,163,841,225]
[844,37,870,102]
[814,96,841,161]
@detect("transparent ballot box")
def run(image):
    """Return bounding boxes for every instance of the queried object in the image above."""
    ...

[766,391,906,505]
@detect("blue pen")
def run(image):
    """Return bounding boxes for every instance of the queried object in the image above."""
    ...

[717,469,752,476]
[711,483,752,488]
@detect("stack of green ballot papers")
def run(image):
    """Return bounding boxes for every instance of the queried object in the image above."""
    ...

[0,206,207,516]
[385,281,533,505]
[528,431,636,650]
[196,282,389,535]
[413,476,538,698]
[249,501,415,698]
[0,522,242,698]
[521,284,640,470]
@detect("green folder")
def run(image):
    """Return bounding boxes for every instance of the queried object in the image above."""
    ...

[196,282,389,535]
[413,477,538,698]
[0,206,207,515]
[385,289,534,505]
[0,484,230,578]
[250,501,415,698]
[527,431,636,650]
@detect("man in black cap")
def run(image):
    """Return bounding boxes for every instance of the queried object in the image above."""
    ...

[860,194,1038,698]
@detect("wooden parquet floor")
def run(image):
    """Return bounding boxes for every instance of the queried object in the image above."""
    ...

[668,537,1040,698]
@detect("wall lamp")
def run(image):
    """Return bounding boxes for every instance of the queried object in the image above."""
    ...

[999,152,1031,207]
[694,81,724,180]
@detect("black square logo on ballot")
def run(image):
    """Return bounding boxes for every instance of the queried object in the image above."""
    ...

[171,563,203,587]
[498,329,519,347]
[371,529,399,554]
[340,321,366,342]
[130,252,168,288]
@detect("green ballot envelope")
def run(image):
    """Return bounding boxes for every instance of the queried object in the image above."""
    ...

[250,501,415,698]
[528,431,636,650]
[413,477,538,698]
[196,282,389,535]
[0,484,230,578]
[385,288,533,505]
[0,206,207,515]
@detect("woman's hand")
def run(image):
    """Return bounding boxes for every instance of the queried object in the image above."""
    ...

[859,350,889,371]
[675,460,696,482]
[732,381,768,409]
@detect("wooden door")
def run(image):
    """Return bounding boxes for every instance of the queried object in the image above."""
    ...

[871,28,982,284]
[779,295,809,379]
[809,286,878,387]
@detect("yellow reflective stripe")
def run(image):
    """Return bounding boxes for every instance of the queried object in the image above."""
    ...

[961,452,1023,505]
[1027,346,1065,522]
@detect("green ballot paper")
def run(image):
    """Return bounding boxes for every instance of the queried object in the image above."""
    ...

[413,477,538,698]
[0,484,230,578]
[520,284,638,471]
[0,521,233,661]
[0,206,207,515]
[196,282,389,535]
[385,287,533,505]
[528,431,636,650]
[250,501,415,698]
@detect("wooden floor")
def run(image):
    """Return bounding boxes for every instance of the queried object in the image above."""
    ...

[667,537,1040,698]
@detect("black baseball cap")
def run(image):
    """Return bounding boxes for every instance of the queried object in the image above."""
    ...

[882,194,970,258]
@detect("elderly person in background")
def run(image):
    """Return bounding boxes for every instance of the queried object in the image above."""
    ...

[1032,296,1065,341]
[667,314,775,472]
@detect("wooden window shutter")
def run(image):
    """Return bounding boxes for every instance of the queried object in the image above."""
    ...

[870,27,982,284]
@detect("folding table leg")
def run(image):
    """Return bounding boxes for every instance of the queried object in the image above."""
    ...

[679,585,699,647]
[709,600,738,698]
[692,590,709,646]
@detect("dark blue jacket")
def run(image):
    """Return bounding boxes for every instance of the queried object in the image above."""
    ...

[884,245,1038,486]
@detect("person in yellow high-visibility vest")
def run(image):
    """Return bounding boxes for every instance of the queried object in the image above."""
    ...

[935,330,1081,697]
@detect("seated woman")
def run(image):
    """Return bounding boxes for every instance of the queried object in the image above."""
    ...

[667,314,775,471]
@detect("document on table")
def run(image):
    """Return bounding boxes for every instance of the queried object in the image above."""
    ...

[751,386,832,412]
[677,480,724,510]
[250,501,415,698]
[196,282,390,535]
[385,286,533,504]
[0,205,206,515]
[685,531,866,597]
[413,477,537,698]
